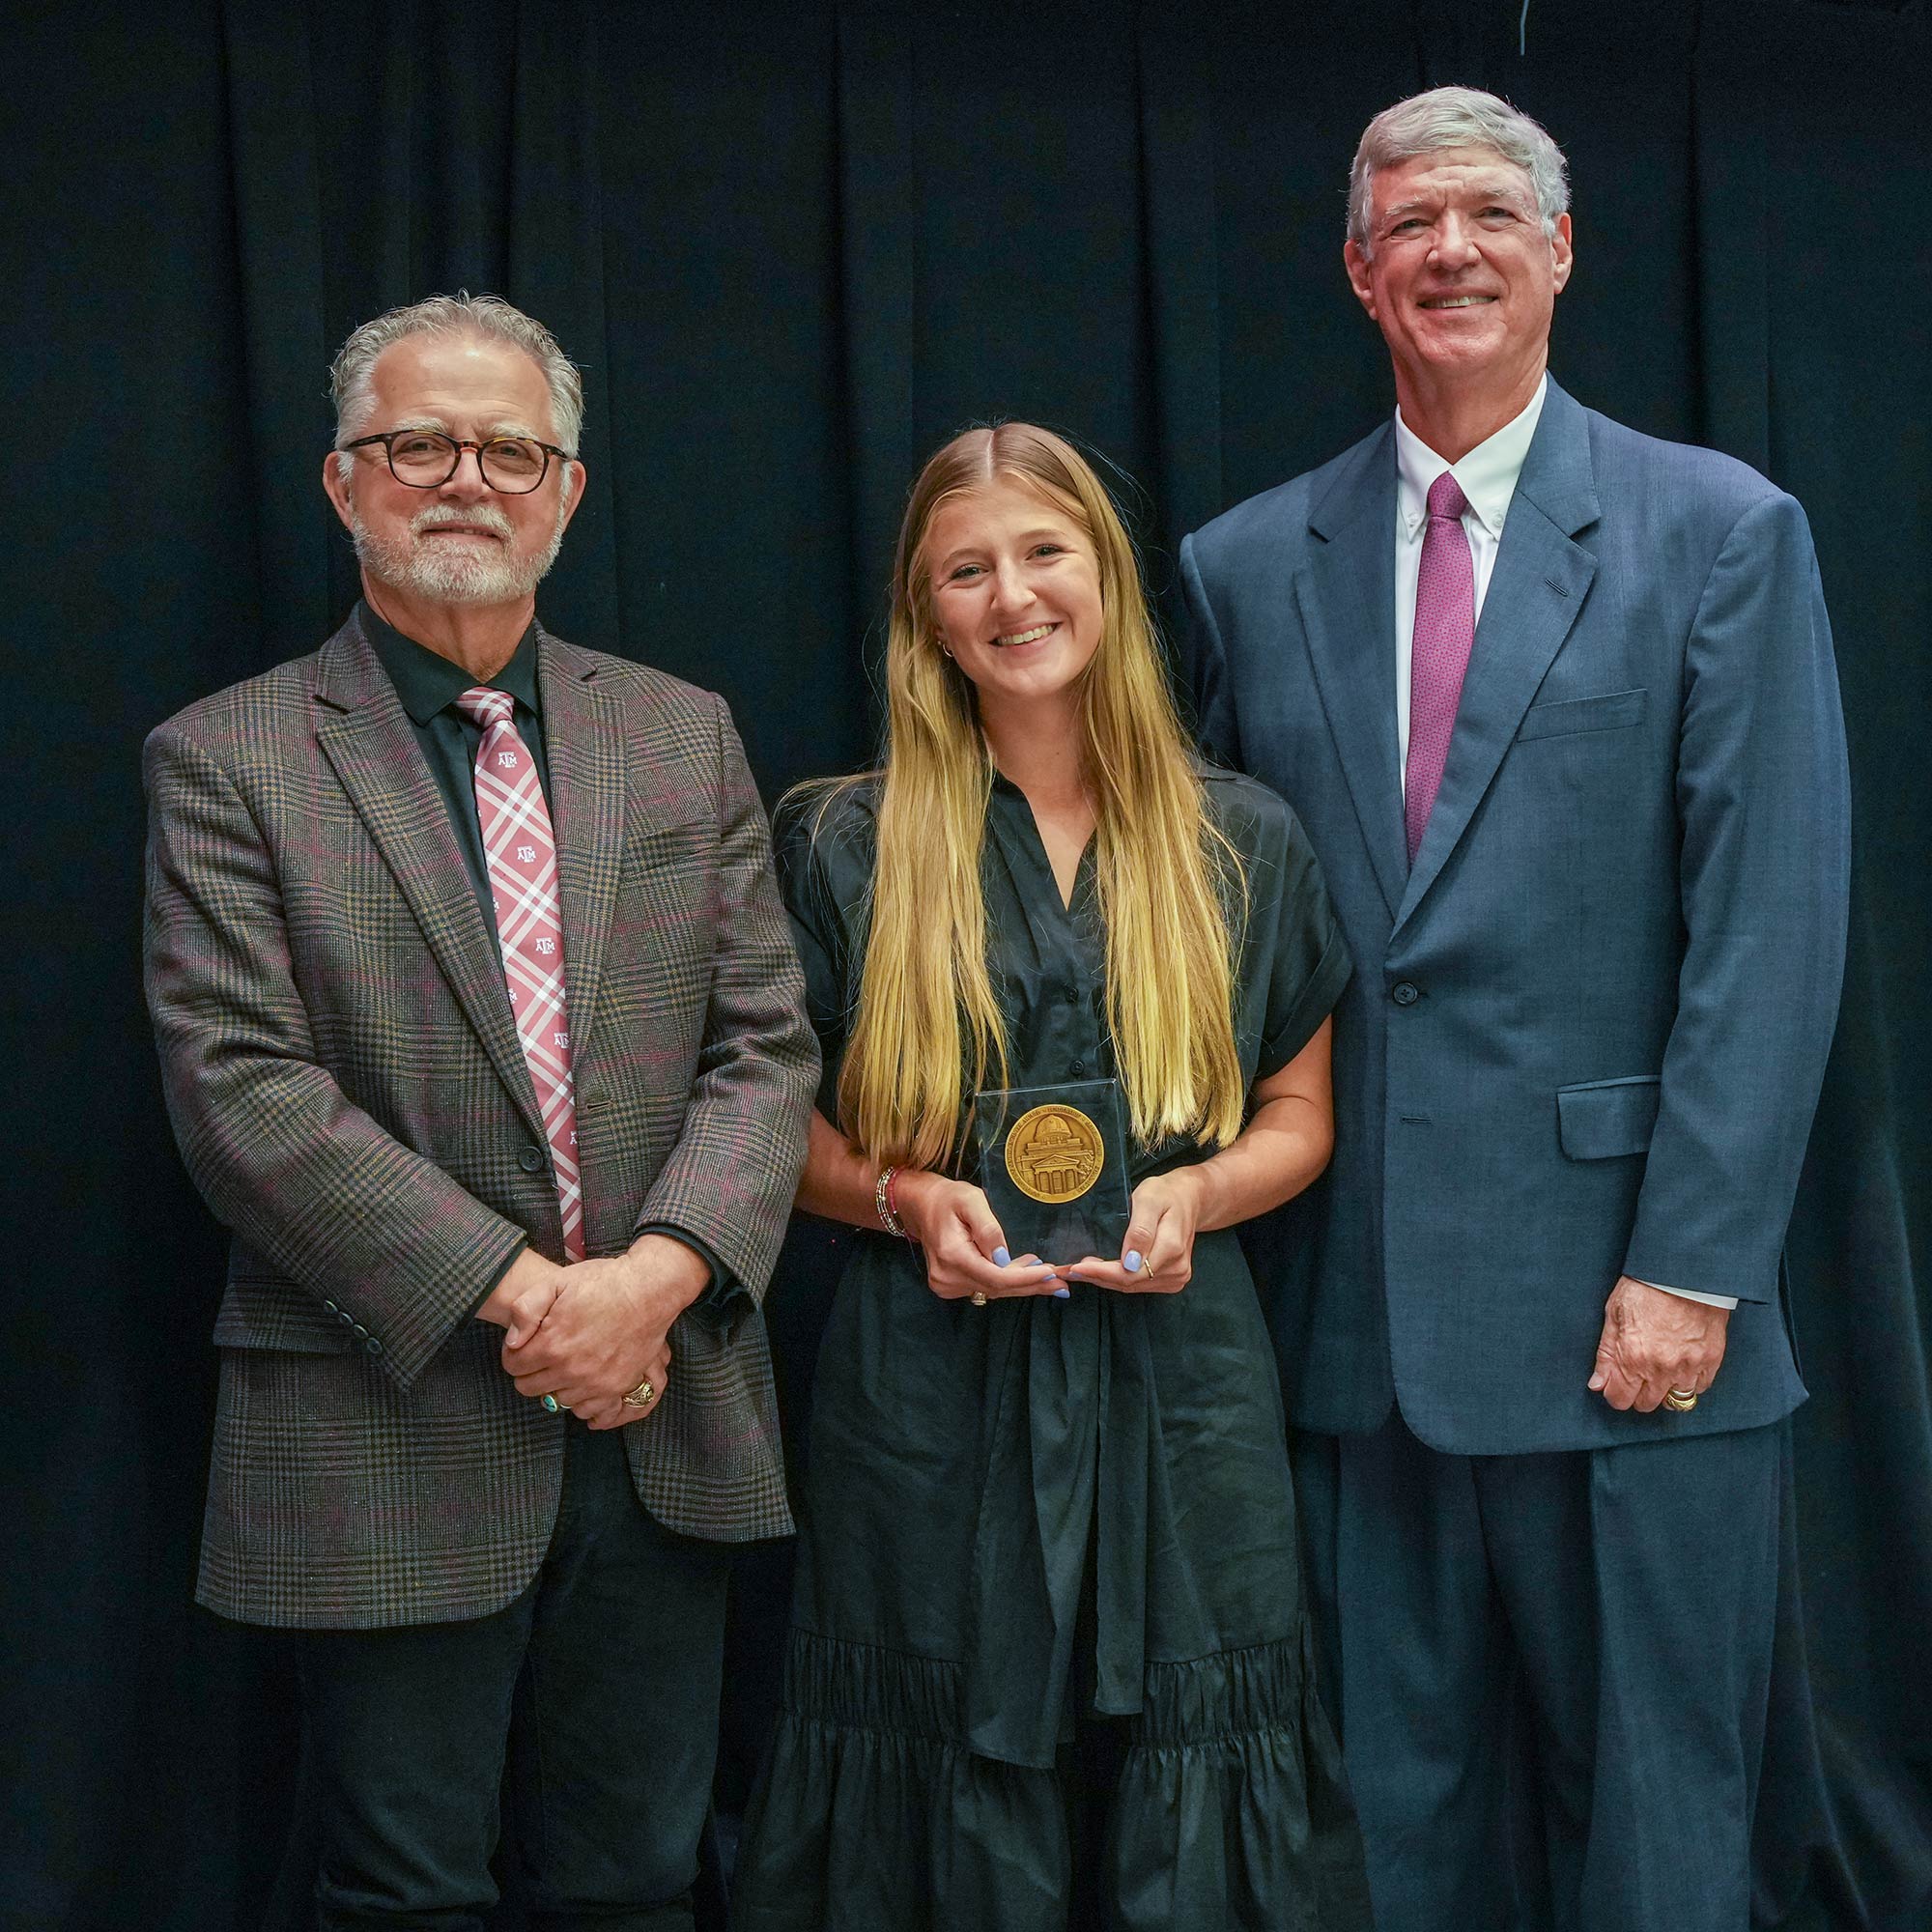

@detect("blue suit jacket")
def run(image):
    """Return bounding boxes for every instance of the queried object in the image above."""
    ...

[1182,379,1849,1454]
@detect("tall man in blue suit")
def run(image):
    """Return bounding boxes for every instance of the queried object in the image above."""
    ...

[1182,87,1849,1932]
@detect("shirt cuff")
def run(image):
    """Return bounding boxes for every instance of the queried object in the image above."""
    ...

[637,1223,747,1324]
[1635,1277,1738,1311]
[466,1236,529,1320]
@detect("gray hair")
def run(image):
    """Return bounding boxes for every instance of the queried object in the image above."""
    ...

[1348,86,1569,256]
[329,292,585,467]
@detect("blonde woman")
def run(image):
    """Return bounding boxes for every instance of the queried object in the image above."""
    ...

[733,426,1370,1930]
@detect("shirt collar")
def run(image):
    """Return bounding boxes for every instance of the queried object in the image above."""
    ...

[1394,374,1548,541]
[359,600,543,725]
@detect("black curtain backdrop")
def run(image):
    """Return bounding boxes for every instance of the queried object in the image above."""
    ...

[5,3,1928,1927]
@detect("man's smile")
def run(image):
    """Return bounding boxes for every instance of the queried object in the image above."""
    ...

[413,509,510,543]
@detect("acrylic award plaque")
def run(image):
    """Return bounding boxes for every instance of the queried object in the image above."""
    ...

[973,1078,1131,1266]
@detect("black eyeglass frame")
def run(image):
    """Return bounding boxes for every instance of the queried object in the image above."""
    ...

[340,429,575,494]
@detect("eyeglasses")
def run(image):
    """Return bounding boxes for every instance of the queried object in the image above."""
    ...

[340,429,572,494]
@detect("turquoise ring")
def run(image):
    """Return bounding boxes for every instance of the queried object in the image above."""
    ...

[541,1393,563,1414]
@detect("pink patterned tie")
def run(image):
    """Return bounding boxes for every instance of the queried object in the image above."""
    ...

[1405,470,1476,866]
[456,687,584,1262]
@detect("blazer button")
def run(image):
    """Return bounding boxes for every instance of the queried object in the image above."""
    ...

[518,1145,547,1174]
[1391,981,1421,1007]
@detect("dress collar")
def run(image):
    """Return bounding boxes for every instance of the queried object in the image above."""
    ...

[1394,374,1548,541]
[359,599,542,726]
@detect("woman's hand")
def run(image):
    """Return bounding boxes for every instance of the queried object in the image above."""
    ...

[1060,1169,1205,1294]
[893,1169,1066,1302]
[1061,1018,1337,1294]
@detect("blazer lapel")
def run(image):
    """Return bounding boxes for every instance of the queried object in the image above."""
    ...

[537,630,625,1072]
[1394,380,1602,934]
[311,615,548,1144]
[1295,425,1408,923]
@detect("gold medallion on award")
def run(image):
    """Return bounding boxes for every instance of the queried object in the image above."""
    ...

[1004,1102,1106,1204]
[975,1078,1130,1264]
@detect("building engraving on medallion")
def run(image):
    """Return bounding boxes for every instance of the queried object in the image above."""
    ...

[1004,1103,1106,1205]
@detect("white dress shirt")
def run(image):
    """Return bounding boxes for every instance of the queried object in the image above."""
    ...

[1389,377,1735,1314]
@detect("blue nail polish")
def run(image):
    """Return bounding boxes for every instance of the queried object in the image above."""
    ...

[1054,1286,1071,1299]
[993,1246,1010,1267]
[1124,1250,1143,1273]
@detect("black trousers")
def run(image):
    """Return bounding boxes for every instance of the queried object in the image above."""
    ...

[294,1420,733,1932]
[1296,1411,1782,1932]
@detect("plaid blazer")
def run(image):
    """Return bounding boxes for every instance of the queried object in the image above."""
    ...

[144,613,817,1629]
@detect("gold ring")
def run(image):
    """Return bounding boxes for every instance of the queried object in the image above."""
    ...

[1662,1386,1699,1412]
[970,1292,988,1307]
[622,1377,657,1408]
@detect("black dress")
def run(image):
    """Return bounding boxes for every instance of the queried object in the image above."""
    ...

[733,769,1371,1932]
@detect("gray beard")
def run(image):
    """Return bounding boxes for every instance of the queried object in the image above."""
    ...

[351,498,568,607]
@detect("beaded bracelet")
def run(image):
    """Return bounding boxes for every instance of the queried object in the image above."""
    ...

[874,1164,907,1239]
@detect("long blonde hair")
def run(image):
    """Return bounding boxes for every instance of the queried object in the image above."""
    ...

[831,423,1246,1170]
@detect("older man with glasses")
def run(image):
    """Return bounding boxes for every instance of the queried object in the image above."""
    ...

[143,293,816,1930]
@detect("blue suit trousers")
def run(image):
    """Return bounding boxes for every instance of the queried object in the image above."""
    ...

[1296,1417,1782,1932]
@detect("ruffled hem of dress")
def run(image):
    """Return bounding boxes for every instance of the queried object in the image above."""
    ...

[731,1624,1371,1932]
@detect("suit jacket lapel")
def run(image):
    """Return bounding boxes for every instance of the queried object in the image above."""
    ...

[538,630,624,1072]
[311,614,548,1144]
[1295,425,1408,923]
[1395,379,1602,934]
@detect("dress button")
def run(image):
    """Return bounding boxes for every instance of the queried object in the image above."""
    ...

[1391,982,1420,1007]
[337,1309,354,1325]
[352,1322,368,1339]
[364,1338,384,1355]
[518,1145,547,1174]
[322,1299,338,1315]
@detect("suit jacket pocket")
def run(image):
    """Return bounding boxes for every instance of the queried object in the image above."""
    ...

[213,1275,358,1352]
[623,804,713,876]
[1556,1075,1662,1160]
[1518,687,1647,742]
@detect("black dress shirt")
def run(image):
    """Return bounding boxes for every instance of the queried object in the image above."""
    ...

[361,603,733,1313]
[363,602,552,928]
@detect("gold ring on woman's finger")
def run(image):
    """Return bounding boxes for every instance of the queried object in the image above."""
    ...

[1662,1385,1698,1412]
[971,1292,988,1307]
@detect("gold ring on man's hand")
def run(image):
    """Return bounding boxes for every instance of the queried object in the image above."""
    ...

[622,1378,657,1408]
[1662,1386,1699,1412]
[970,1292,988,1307]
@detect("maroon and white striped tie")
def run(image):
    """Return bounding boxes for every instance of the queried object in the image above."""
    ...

[456,687,584,1261]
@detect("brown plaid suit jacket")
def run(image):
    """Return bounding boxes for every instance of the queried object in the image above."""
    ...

[144,612,817,1629]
